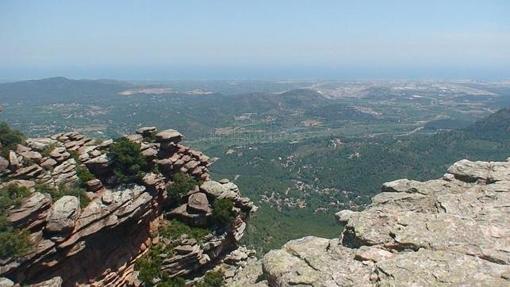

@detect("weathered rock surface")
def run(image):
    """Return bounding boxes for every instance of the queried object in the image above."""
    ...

[230,158,510,287]
[1,128,253,287]
[45,196,81,236]
[155,129,183,143]
[187,192,210,214]
[0,156,10,172]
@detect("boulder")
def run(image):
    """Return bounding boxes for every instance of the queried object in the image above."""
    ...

[16,144,31,153]
[101,190,114,205]
[141,147,157,158]
[200,180,238,200]
[125,134,143,143]
[8,151,20,169]
[45,196,81,236]
[0,278,14,287]
[20,150,42,162]
[41,158,58,169]
[85,154,109,175]
[25,137,58,151]
[49,147,70,162]
[136,126,157,136]
[155,129,183,143]
[187,192,210,214]
[0,156,9,172]
[86,179,103,192]
[98,139,113,149]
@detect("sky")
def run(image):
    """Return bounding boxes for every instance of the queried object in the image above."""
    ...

[0,0,509,80]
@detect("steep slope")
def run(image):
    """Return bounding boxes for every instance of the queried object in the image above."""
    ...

[465,107,510,140]
[229,158,510,286]
[0,126,255,286]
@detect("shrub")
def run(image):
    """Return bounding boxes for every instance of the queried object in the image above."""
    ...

[0,184,32,259]
[159,219,210,242]
[135,243,185,287]
[0,184,31,210]
[107,137,149,184]
[157,278,186,287]
[76,165,95,186]
[196,271,224,287]
[40,143,58,157]
[0,228,32,259]
[0,122,25,157]
[167,172,199,201]
[69,150,80,162]
[212,198,235,226]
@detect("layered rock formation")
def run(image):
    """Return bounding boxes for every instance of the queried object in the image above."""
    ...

[229,158,510,287]
[0,128,255,286]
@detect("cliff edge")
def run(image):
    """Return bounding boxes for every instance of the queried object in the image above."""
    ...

[0,127,255,286]
[230,158,510,287]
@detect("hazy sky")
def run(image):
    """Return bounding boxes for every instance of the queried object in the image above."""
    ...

[1,0,509,80]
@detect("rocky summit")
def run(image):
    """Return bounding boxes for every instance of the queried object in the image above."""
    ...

[0,127,256,287]
[229,158,510,287]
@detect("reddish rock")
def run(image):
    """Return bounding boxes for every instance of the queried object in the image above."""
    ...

[86,179,103,192]
[155,129,183,143]
[187,192,211,214]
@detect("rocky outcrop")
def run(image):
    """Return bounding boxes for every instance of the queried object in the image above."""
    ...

[229,158,510,287]
[0,127,255,287]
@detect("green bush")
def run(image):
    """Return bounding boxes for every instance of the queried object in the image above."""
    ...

[196,271,224,287]
[76,165,95,186]
[107,137,149,184]
[159,219,210,242]
[157,278,186,287]
[135,243,185,287]
[0,228,32,259]
[167,172,199,201]
[0,122,25,157]
[0,184,32,259]
[212,198,235,226]
[0,184,31,210]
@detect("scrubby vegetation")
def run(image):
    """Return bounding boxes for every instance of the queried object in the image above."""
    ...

[35,184,90,208]
[196,271,224,287]
[159,219,210,242]
[76,165,95,186]
[40,143,58,157]
[0,184,30,209]
[0,184,32,259]
[107,137,150,184]
[0,122,25,157]
[135,243,185,287]
[167,172,200,201]
[212,198,235,225]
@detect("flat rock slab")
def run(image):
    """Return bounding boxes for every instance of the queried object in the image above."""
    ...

[155,129,183,143]
[234,158,510,287]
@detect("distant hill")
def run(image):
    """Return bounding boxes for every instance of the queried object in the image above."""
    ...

[276,89,328,108]
[0,77,130,104]
[465,108,510,140]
